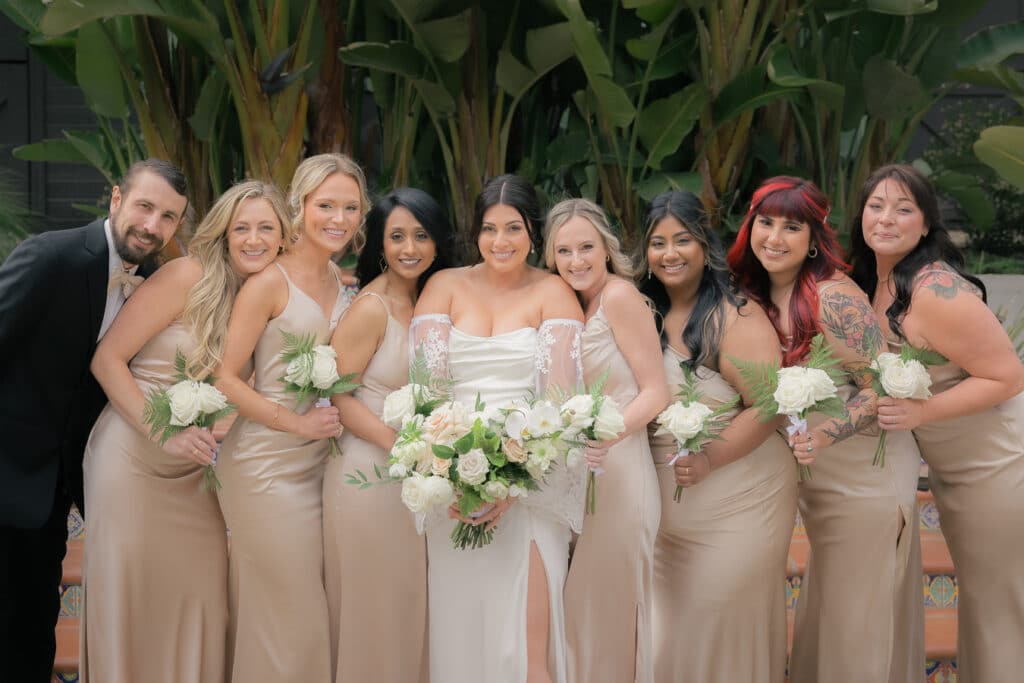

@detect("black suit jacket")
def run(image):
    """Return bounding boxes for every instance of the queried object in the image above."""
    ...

[0,219,155,528]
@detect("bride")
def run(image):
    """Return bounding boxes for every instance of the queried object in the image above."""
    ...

[411,174,585,682]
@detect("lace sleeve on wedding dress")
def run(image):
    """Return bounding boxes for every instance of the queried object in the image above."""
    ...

[408,314,452,534]
[527,318,587,533]
[409,313,452,378]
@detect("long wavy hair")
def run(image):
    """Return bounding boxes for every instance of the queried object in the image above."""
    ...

[469,174,543,262]
[848,164,986,340]
[287,153,371,256]
[543,198,635,279]
[356,187,457,293]
[182,180,291,379]
[726,176,847,365]
[638,191,742,370]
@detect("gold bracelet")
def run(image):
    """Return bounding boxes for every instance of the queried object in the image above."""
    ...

[271,403,281,429]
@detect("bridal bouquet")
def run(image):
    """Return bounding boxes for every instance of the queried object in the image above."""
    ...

[279,331,359,455]
[349,355,580,548]
[143,351,235,491]
[557,373,626,515]
[733,334,846,481]
[655,364,738,502]
[866,344,944,467]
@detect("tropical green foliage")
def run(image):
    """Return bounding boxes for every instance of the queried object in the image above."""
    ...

[2,0,1023,250]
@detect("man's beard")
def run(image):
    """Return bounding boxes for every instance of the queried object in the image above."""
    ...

[111,214,161,265]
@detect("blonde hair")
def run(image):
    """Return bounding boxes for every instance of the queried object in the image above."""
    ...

[182,180,290,379]
[287,153,371,255]
[543,198,635,279]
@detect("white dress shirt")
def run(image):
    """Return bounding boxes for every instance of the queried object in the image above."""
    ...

[97,219,140,340]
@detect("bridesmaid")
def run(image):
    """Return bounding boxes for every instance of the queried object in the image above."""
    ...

[322,188,455,683]
[640,191,796,683]
[727,177,924,683]
[214,154,368,682]
[849,164,1024,683]
[84,180,290,682]
[545,199,667,683]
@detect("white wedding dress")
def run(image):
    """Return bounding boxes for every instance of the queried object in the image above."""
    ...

[410,314,585,683]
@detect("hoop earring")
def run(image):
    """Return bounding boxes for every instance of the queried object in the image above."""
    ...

[378,256,388,272]
[808,245,818,259]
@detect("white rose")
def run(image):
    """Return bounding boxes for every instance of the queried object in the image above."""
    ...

[382,384,421,428]
[525,400,562,438]
[503,438,528,463]
[310,345,340,390]
[166,380,203,426]
[880,358,932,400]
[805,367,838,403]
[423,475,456,508]
[593,398,626,440]
[389,462,409,478]
[655,400,713,442]
[456,448,490,486]
[482,479,509,500]
[773,366,818,415]
[431,456,451,478]
[194,382,228,415]
[871,352,900,375]
[284,353,314,387]
[400,475,431,513]
[508,484,527,498]
[393,439,432,470]
[561,394,595,432]
[423,401,474,445]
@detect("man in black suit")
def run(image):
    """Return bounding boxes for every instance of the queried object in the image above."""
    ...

[0,159,189,682]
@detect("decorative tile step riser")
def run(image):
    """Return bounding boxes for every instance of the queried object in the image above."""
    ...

[926,660,957,683]
[786,574,959,610]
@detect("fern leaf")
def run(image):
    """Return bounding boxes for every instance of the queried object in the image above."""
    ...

[727,354,781,422]
[807,334,846,384]
[280,330,316,362]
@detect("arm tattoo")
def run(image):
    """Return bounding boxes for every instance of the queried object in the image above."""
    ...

[821,392,877,444]
[918,267,983,300]
[820,290,884,358]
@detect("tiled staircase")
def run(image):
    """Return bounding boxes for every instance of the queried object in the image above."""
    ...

[54,493,958,681]
[786,489,959,682]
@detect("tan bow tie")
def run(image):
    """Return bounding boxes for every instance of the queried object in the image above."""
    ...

[108,269,144,298]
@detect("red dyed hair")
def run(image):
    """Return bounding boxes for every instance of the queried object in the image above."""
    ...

[726,176,848,365]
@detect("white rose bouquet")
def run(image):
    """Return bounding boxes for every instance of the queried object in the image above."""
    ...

[655,364,738,502]
[867,344,944,467]
[733,334,846,481]
[279,331,359,455]
[347,353,558,550]
[556,371,626,514]
[143,351,235,491]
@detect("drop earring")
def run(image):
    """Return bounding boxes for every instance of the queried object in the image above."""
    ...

[379,256,389,271]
